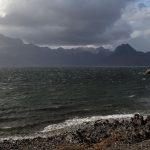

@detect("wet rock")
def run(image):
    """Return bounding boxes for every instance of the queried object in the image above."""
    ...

[1,114,150,149]
[131,113,145,126]
[145,69,150,75]
[145,115,150,126]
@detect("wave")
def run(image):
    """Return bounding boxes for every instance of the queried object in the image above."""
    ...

[128,95,135,98]
[41,114,133,133]
[36,105,72,112]
[0,114,134,141]
[0,135,36,142]
[0,105,70,118]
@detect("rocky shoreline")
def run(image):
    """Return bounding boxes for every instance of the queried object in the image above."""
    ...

[1,114,150,150]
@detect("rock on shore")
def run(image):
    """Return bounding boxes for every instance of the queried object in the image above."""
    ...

[1,114,150,150]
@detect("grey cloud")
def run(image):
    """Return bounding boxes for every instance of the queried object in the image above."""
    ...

[0,0,133,46]
[127,36,150,52]
[121,1,150,51]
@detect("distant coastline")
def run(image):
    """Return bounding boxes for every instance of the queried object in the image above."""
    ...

[1,34,150,67]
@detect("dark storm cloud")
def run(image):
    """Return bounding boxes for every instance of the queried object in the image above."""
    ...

[0,0,133,46]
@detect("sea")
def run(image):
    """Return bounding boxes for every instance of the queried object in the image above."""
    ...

[0,67,150,139]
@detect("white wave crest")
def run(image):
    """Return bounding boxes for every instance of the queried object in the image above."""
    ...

[41,114,133,133]
[0,114,134,141]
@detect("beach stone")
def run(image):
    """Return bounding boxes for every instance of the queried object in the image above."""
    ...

[145,116,150,126]
[145,69,150,75]
[131,114,144,126]
[2,114,150,149]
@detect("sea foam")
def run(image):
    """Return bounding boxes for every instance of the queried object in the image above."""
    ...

[41,114,133,133]
[0,114,134,141]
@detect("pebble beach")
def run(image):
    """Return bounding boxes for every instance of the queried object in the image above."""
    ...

[0,114,150,150]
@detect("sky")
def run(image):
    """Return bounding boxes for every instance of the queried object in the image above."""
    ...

[0,0,150,51]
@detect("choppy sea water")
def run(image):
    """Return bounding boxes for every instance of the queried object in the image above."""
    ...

[0,67,150,138]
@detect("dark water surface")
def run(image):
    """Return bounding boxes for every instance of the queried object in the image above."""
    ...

[0,67,150,137]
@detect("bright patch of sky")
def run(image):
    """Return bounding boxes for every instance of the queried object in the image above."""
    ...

[137,0,150,7]
[0,0,12,17]
[143,0,150,6]
[0,0,6,17]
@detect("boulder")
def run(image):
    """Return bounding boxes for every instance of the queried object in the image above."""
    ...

[131,114,144,126]
[145,115,150,126]
[145,69,150,75]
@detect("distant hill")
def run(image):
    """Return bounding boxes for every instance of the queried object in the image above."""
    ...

[0,34,150,67]
[107,44,150,66]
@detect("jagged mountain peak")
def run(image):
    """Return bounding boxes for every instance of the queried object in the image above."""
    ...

[114,44,137,54]
[0,34,150,67]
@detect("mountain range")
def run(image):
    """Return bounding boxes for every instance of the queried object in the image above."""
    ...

[0,34,150,67]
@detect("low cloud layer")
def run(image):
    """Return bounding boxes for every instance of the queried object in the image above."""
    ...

[0,0,150,51]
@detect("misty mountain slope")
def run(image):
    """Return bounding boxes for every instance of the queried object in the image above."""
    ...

[0,34,111,67]
[0,34,150,67]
